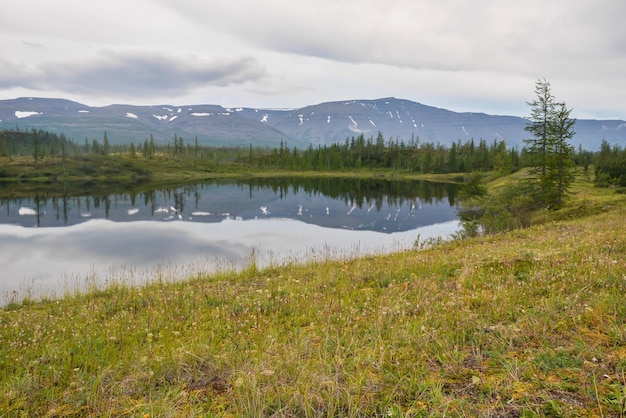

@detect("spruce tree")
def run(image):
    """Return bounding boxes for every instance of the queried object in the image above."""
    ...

[545,102,576,208]
[102,131,110,155]
[524,79,576,209]
[524,79,555,179]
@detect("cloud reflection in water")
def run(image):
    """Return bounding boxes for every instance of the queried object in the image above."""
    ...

[0,218,460,302]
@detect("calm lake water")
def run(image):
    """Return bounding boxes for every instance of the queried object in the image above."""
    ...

[0,178,461,302]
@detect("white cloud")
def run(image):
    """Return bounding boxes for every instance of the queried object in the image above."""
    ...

[153,1,625,74]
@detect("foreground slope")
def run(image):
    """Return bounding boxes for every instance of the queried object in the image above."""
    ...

[0,178,625,416]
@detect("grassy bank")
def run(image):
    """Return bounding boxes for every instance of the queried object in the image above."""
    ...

[1,177,626,416]
[0,154,219,197]
[0,154,464,198]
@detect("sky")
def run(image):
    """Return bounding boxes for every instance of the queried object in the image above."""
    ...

[1,0,625,119]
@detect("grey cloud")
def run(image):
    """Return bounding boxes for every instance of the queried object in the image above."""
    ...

[0,60,43,88]
[22,41,46,49]
[0,51,266,98]
[153,0,626,78]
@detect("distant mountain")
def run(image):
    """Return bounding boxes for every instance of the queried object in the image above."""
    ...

[1,97,624,150]
[0,98,294,148]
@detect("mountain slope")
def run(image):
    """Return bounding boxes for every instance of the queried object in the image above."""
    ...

[0,99,294,147]
[1,97,624,150]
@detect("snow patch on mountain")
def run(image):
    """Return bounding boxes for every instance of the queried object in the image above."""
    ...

[126,112,138,119]
[191,113,212,117]
[15,111,41,118]
[153,114,168,121]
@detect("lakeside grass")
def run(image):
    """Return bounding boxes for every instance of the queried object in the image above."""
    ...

[1,177,626,416]
[0,154,464,198]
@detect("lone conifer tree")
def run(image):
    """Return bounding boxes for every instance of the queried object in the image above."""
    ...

[524,79,576,209]
[545,102,576,207]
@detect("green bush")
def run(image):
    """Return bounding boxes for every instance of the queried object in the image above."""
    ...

[459,181,541,235]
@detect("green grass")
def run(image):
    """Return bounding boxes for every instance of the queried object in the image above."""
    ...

[0,154,464,199]
[1,176,625,416]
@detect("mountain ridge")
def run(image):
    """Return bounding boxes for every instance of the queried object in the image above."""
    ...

[1,97,624,150]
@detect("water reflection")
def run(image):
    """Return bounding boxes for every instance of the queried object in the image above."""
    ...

[1,178,458,233]
[0,178,461,301]
[0,218,461,302]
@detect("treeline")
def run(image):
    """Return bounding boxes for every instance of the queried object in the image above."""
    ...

[0,128,244,167]
[2,127,626,187]
[0,129,79,159]
[243,132,520,174]
[242,132,626,188]
[595,139,626,187]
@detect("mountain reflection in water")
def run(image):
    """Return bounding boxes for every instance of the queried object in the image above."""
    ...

[0,177,458,233]
[0,178,460,301]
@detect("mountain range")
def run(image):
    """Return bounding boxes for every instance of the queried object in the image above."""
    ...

[1,97,625,150]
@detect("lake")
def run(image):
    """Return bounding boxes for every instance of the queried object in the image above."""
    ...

[0,177,461,302]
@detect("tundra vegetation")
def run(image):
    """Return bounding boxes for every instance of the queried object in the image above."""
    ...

[1,171,625,417]
[1,82,626,416]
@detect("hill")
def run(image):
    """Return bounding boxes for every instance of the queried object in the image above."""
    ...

[1,97,625,150]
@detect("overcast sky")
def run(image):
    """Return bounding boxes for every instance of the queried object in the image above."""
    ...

[1,0,624,119]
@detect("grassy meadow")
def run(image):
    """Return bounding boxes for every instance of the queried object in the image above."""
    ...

[1,174,626,417]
